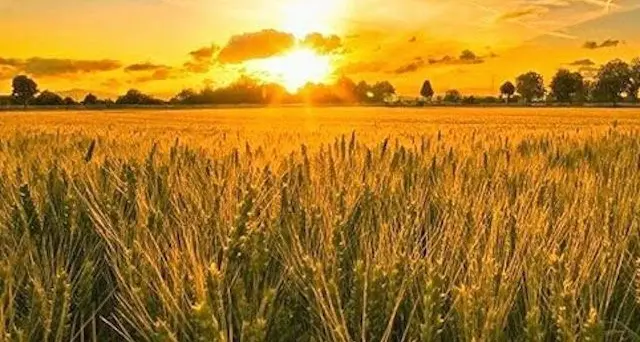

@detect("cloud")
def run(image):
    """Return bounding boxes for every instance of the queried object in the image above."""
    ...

[122,62,176,83]
[25,58,120,76]
[301,33,342,54]
[218,29,296,64]
[124,62,171,72]
[498,7,546,21]
[599,39,620,48]
[392,49,493,75]
[183,44,219,73]
[0,57,121,77]
[0,66,14,80]
[0,58,21,67]
[583,41,599,49]
[567,58,595,66]
[428,50,487,66]
[394,57,425,74]
[582,39,620,49]
[459,50,481,62]
[190,45,219,60]
[134,68,175,83]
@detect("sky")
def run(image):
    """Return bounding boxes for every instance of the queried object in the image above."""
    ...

[1,0,639,98]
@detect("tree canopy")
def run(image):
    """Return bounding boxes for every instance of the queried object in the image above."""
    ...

[516,72,545,103]
[550,69,584,103]
[33,91,64,106]
[593,59,631,105]
[11,75,39,107]
[420,80,434,100]
[500,81,516,102]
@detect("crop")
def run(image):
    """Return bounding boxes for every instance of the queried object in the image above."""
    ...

[1,108,640,341]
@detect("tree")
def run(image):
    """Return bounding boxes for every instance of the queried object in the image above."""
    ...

[516,72,545,104]
[354,81,372,103]
[83,93,99,105]
[63,97,77,106]
[443,89,462,103]
[499,81,516,103]
[11,75,39,108]
[593,59,631,105]
[116,89,164,105]
[420,80,435,100]
[171,89,198,104]
[33,90,64,106]
[334,76,357,103]
[629,58,640,102]
[550,69,584,103]
[371,81,396,102]
[577,80,593,103]
[461,96,476,105]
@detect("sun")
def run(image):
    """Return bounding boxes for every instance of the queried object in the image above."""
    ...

[253,48,332,93]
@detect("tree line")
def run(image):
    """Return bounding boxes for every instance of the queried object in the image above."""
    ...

[2,57,640,108]
[420,57,640,105]
[1,75,397,108]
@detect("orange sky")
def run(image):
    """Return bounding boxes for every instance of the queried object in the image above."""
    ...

[1,0,639,99]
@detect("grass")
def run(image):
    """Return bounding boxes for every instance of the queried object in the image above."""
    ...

[1,107,640,341]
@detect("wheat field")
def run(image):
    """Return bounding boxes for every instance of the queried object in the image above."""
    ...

[1,107,640,341]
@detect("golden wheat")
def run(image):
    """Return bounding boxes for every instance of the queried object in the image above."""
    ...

[1,107,640,341]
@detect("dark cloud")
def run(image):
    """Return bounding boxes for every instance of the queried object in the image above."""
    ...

[0,57,121,77]
[583,41,599,49]
[583,39,620,49]
[599,39,620,48]
[218,29,296,64]
[301,33,342,54]
[124,62,171,72]
[459,50,480,62]
[428,50,487,66]
[428,55,455,64]
[568,59,595,66]
[394,57,425,74]
[392,50,490,75]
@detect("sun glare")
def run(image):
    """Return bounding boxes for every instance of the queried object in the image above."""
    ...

[254,48,332,93]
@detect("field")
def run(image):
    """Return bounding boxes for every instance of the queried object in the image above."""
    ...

[1,107,640,341]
